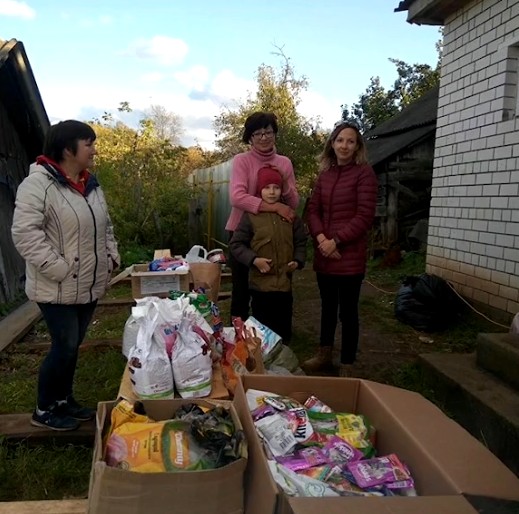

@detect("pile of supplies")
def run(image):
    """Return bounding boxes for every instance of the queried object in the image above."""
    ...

[104,399,245,472]
[122,293,265,399]
[245,388,416,498]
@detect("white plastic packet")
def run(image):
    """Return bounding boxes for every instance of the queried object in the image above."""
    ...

[128,312,175,399]
[171,314,213,398]
[245,316,282,358]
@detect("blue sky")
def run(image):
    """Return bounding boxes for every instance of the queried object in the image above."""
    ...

[2,0,440,148]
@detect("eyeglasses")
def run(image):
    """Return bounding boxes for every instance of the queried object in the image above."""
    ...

[251,129,275,140]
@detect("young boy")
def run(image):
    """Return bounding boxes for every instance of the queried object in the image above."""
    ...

[229,167,307,343]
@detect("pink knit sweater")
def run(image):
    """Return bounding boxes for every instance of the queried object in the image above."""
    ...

[225,147,299,231]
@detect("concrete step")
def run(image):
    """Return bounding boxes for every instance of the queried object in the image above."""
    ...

[477,333,519,391]
[419,352,519,477]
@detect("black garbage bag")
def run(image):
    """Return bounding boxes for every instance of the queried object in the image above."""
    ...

[394,273,460,332]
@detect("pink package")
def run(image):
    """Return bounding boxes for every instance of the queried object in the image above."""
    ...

[322,435,364,464]
[276,446,328,471]
[347,453,410,489]
[280,408,314,443]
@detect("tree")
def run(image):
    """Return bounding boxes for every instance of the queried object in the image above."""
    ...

[342,76,399,133]
[342,33,442,132]
[144,104,184,145]
[214,49,325,194]
[89,103,223,260]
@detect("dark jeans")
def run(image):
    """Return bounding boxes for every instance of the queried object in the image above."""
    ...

[250,290,293,343]
[316,273,364,364]
[37,301,97,410]
[228,231,250,321]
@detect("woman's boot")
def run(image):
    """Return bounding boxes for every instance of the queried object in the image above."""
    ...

[302,346,333,373]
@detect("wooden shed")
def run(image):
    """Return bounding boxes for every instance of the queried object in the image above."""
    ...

[366,86,438,249]
[0,38,49,306]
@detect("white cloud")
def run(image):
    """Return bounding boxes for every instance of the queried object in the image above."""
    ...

[174,65,210,92]
[126,36,189,67]
[211,69,255,102]
[299,89,342,130]
[139,72,165,84]
[0,0,35,19]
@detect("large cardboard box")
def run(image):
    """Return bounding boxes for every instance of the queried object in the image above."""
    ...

[130,264,190,299]
[289,496,480,514]
[88,398,247,514]
[234,375,519,514]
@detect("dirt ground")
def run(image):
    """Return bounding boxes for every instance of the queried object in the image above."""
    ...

[290,269,425,384]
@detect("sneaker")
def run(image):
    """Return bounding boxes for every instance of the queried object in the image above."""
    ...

[31,408,80,431]
[59,397,96,421]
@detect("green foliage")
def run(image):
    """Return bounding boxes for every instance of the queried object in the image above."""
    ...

[342,47,441,132]
[93,120,193,255]
[214,50,326,195]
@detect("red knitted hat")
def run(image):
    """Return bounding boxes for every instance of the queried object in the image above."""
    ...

[256,167,283,195]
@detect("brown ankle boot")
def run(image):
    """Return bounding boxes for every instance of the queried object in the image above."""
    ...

[339,364,354,377]
[302,347,333,373]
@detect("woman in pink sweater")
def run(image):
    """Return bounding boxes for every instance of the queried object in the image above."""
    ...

[225,112,299,321]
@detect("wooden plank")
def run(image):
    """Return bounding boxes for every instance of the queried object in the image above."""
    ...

[0,302,41,352]
[0,413,95,440]
[0,499,87,514]
[218,291,231,300]
[18,339,122,352]
[108,266,133,287]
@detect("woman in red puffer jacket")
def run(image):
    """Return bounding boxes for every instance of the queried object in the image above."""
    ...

[303,121,378,377]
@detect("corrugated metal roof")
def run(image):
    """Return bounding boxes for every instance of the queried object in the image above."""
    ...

[365,86,438,166]
[0,38,49,160]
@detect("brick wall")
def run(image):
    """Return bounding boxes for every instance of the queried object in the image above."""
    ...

[428,0,519,314]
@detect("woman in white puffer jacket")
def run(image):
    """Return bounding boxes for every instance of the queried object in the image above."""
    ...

[12,120,120,432]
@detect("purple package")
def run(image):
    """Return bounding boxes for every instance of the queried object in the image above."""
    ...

[276,446,328,471]
[322,435,364,464]
[347,454,410,489]
[280,408,314,442]
[251,403,276,422]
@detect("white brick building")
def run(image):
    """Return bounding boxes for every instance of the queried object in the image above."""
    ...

[396,0,519,316]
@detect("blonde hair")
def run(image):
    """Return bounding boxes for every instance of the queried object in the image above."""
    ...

[318,122,368,172]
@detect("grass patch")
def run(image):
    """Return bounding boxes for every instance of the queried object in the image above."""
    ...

[0,441,92,501]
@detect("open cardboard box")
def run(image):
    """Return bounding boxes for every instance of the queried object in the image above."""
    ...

[289,496,480,514]
[234,375,519,514]
[130,263,190,299]
[88,398,247,514]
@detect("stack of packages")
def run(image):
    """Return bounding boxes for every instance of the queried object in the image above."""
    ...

[122,293,264,399]
[246,388,417,498]
[122,294,220,399]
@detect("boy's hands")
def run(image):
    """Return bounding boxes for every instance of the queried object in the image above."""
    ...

[287,261,298,272]
[253,257,272,273]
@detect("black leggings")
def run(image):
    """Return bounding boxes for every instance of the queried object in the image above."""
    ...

[316,272,364,364]
[227,231,250,321]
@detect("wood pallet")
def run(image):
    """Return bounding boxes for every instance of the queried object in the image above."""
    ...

[0,413,95,441]
[0,499,87,514]
[0,302,41,352]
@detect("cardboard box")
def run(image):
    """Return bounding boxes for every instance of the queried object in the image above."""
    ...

[289,496,480,514]
[88,398,247,514]
[117,361,229,401]
[130,263,190,299]
[234,375,519,514]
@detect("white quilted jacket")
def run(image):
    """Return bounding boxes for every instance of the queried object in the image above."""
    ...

[11,163,120,304]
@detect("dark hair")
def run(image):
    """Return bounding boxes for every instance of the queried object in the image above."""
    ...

[43,120,97,163]
[318,121,368,171]
[241,112,279,144]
